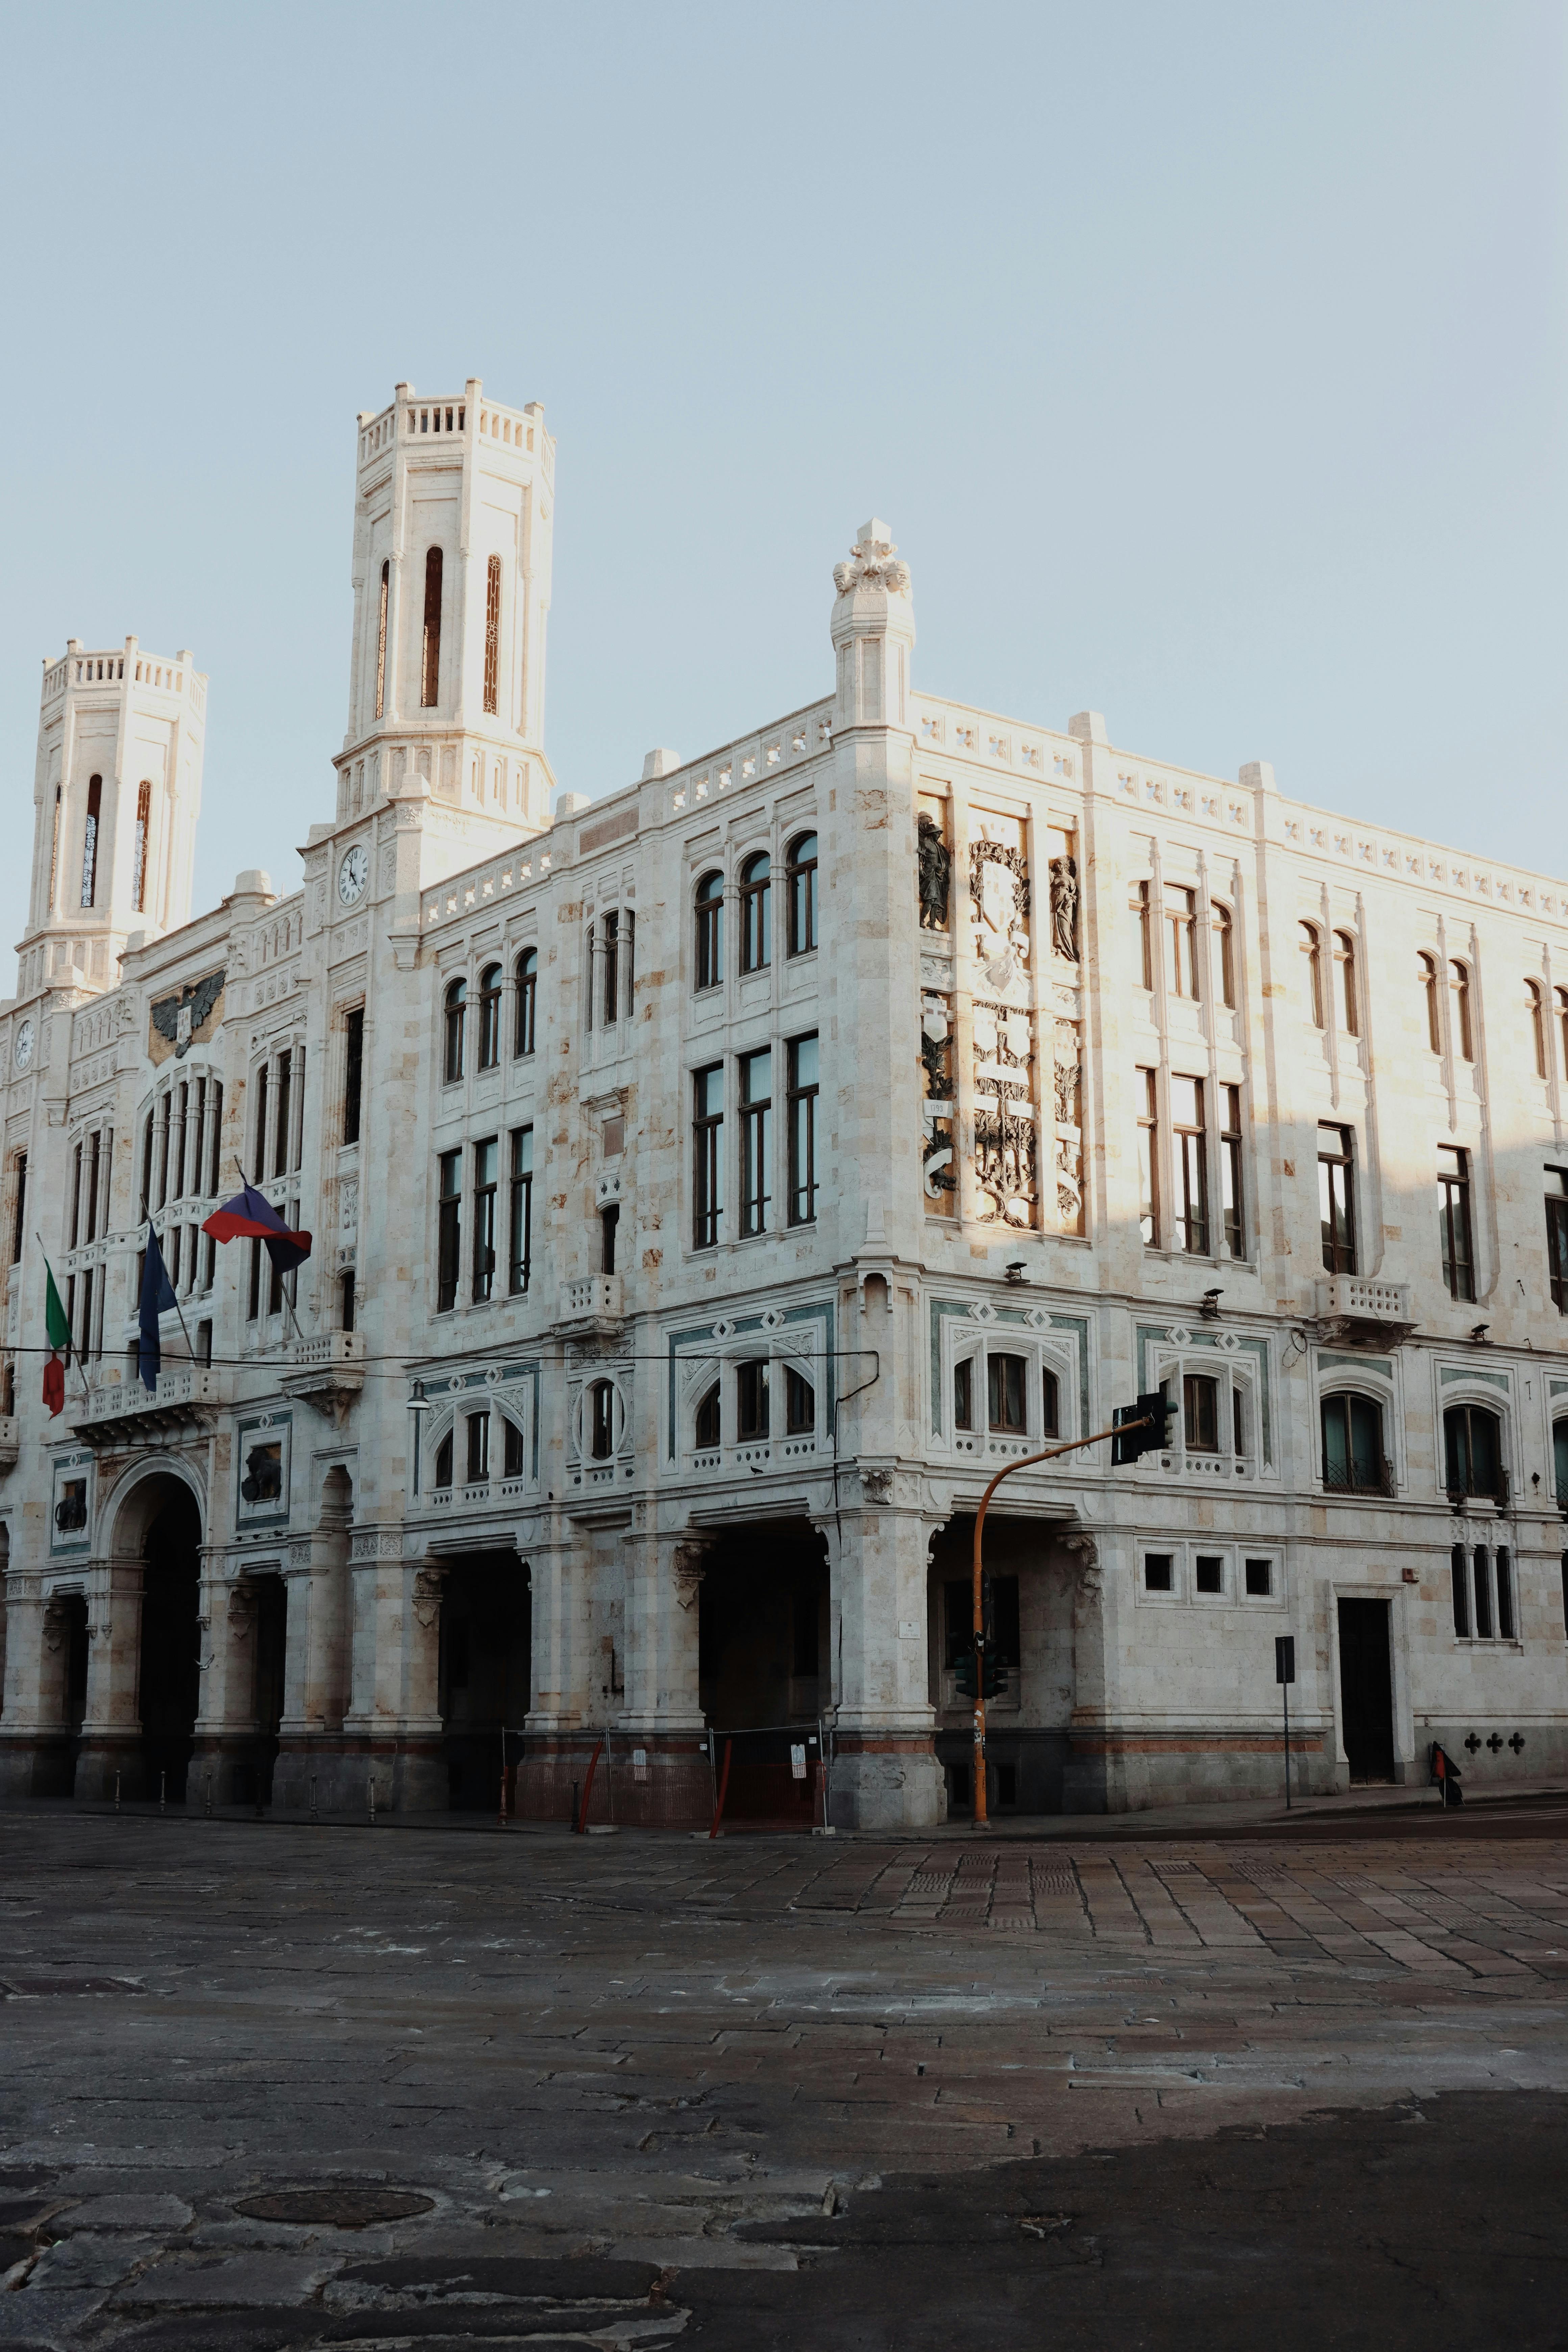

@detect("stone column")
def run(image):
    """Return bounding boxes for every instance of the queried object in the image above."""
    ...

[191,1551,259,1806]
[74,1552,146,1802]
[389,1558,446,1811]
[274,1517,352,1810]
[1060,1530,1111,1813]
[0,1572,73,1798]
[615,1526,711,1829]
[821,1474,942,1831]
[519,1513,596,1822]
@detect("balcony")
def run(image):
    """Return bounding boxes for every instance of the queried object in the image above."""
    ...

[1447,1465,1510,1513]
[1314,1275,1416,1348]
[1323,1457,1397,1500]
[281,1331,365,1425]
[0,1416,18,1471]
[73,1366,227,1445]
[555,1274,623,1336]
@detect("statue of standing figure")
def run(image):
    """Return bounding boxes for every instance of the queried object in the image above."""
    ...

[1050,855,1080,961]
[917,813,951,930]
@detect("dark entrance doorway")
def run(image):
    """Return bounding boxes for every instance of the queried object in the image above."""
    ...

[251,1575,287,1805]
[138,1483,201,1803]
[439,1555,531,1809]
[1338,1598,1395,1783]
[698,1519,828,1828]
[62,1594,89,1780]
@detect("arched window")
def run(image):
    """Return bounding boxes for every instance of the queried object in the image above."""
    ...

[1419,952,1441,1052]
[477,964,502,1070]
[739,852,771,972]
[1526,980,1547,1079]
[443,977,466,1083]
[1165,886,1199,999]
[81,776,102,909]
[483,553,501,715]
[694,871,724,990]
[695,1382,721,1449]
[787,833,818,955]
[1211,902,1235,1008]
[421,545,443,708]
[1299,923,1324,1027]
[514,948,537,1056]
[1321,1392,1388,1495]
[433,1431,454,1489]
[374,559,389,719]
[1449,960,1473,1061]
[588,1379,615,1460]
[1444,1402,1504,1502]
[1334,931,1359,1036]
[1553,1418,1568,1507]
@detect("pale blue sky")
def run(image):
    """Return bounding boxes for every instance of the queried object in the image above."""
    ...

[2,1,1563,955]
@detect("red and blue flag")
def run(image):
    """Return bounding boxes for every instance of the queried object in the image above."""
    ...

[201,1185,313,1275]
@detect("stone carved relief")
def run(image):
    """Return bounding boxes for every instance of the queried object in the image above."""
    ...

[1053,1018,1085,1236]
[916,814,951,930]
[672,1541,709,1611]
[833,530,912,598]
[861,1468,894,1504]
[41,1599,69,1652]
[969,841,1031,996]
[972,1001,1036,1228]
[412,1567,445,1630]
[1049,857,1080,961]
[919,993,957,1211]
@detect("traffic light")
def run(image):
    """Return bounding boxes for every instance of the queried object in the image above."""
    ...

[952,1643,1008,1700]
[1111,1391,1178,1465]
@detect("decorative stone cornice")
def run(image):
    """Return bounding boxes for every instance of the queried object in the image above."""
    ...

[833,528,911,599]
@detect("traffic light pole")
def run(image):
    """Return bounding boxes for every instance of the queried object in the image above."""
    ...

[970,1413,1154,1829]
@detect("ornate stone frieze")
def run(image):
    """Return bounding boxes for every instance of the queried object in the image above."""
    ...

[969,841,1031,997]
[919,992,957,1212]
[972,1001,1036,1229]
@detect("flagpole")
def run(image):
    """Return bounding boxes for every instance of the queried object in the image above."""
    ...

[233,1159,309,1349]
[38,1232,90,1404]
[139,1196,201,1371]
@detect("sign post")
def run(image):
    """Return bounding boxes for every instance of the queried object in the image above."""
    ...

[1275,1634,1296,1810]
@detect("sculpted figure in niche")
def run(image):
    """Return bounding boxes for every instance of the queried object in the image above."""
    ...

[1049,857,1080,961]
[916,814,951,930]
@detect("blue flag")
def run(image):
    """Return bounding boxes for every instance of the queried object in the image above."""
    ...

[138,1223,176,1393]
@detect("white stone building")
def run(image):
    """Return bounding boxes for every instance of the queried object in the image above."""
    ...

[1,376,1565,1829]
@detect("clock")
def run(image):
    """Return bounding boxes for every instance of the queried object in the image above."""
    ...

[337,845,370,907]
[13,1019,34,1073]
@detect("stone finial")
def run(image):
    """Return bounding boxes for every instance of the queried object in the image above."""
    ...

[1067,711,1108,744]
[555,790,591,818]
[231,869,274,899]
[1239,760,1276,793]
[641,749,680,780]
[833,519,911,598]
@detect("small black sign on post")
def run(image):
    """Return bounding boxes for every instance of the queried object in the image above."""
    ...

[1275,1635,1296,1810]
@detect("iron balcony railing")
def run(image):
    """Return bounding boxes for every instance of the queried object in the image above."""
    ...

[1322,1457,1397,1499]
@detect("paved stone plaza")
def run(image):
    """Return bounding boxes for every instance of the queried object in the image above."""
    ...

[1,1805,1566,2347]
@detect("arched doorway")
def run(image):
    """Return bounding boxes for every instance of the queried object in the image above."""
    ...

[137,1479,202,1804]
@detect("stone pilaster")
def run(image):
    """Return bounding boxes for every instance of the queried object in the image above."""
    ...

[73,1553,146,1801]
[0,1571,73,1797]
[820,1477,942,1831]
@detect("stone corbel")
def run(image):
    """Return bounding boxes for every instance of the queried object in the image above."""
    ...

[412,1567,446,1630]
[672,1540,710,1611]
[41,1599,69,1652]
[1064,1530,1102,1600]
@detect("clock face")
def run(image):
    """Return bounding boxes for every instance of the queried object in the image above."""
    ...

[337,845,370,906]
[13,1019,34,1073]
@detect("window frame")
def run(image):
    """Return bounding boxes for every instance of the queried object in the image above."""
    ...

[1318,1124,1356,1275]
[436,1147,462,1314]
[1170,1075,1209,1255]
[1333,930,1359,1036]
[1449,960,1474,1062]
[508,1124,533,1295]
[476,963,503,1071]
[786,832,818,956]
[443,976,467,1085]
[1299,922,1324,1028]
[1438,1144,1475,1301]
[514,948,538,1058]
[786,1033,819,1226]
[739,1046,773,1239]
[692,1062,724,1249]
[1320,1389,1389,1496]
[738,852,771,974]
[694,871,724,992]
[471,1135,498,1304]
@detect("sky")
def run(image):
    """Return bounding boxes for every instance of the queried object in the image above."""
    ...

[1,1,1563,956]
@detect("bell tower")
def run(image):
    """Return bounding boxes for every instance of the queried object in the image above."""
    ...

[333,377,556,840]
[19,638,207,1000]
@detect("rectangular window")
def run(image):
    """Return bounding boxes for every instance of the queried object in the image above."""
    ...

[739,1047,773,1238]
[509,1126,533,1294]
[1171,1076,1208,1254]
[602,910,619,1028]
[1472,1546,1493,1640]
[69,1141,82,1250]
[1244,1558,1272,1597]
[1496,1547,1515,1640]
[472,1136,498,1302]
[273,1050,291,1181]
[736,1358,769,1441]
[1547,1170,1568,1313]
[1166,885,1200,999]
[247,1235,261,1322]
[85,1130,101,1245]
[1451,1543,1470,1637]
[1232,1385,1247,1458]
[437,1147,462,1313]
[1144,1554,1174,1593]
[1183,1372,1219,1453]
[1195,1554,1224,1594]
[1319,1125,1356,1274]
[504,1416,525,1478]
[693,1064,724,1247]
[1439,1145,1475,1301]
[1137,1068,1158,1247]
[515,952,537,1057]
[986,1352,1026,1434]
[785,1366,815,1434]
[340,1270,356,1333]
[467,1410,490,1484]
[787,1034,819,1225]
[1221,1085,1244,1259]
[953,1357,974,1432]
[374,560,389,720]
[1131,881,1152,990]
[10,1152,25,1266]
[343,1008,364,1146]
[600,1202,618,1275]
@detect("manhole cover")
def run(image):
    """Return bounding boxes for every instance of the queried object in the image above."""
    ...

[234,2188,436,2228]
[0,1977,144,1997]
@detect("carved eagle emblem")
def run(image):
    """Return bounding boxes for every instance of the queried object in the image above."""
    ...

[150,968,225,1058]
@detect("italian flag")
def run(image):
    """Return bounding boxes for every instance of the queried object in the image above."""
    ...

[42,1259,68,1417]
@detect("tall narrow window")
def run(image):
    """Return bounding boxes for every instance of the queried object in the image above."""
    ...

[1438,1145,1475,1301]
[80,776,102,908]
[374,559,389,719]
[1473,1547,1494,1641]
[69,1141,83,1250]
[693,1064,724,1247]
[601,912,619,1028]
[132,780,152,913]
[1449,960,1473,1061]
[206,1081,223,1196]
[1558,987,1568,1079]
[987,1353,1027,1434]
[1319,1125,1356,1274]
[787,1034,819,1225]
[437,1147,462,1312]
[1451,1544,1470,1637]
[11,1152,26,1266]
[343,1007,364,1145]
[1334,932,1359,1036]
[1137,1067,1159,1248]
[421,545,443,708]
[483,553,501,715]
[739,1047,773,1237]
[48,784,60,911]
[1171,1076,1208,1254]
[694,872,724,990]
[472,1136,498,1303]
[467,1411,490,1484]
[514,948,537,1056]
[953,1357,974,1431]
[695,1382,721,1448]
[787,833,818,955]
[1300,922,1324,1027]
[1131,881,1152,990]
[340,1271,356,1333]
[508,1125,533,1293]
[1221,1083,1244,1258]
[1444,1403,1502,1501]
[1321,1393,1386,1494]
[600,1203,618,1275]
[1547,1169,1568,1312]
[444,978,466,1083]
[736,1360,769,1442]
[1183,1373,1219,1453]
[1496,1547,1515,1640]
[1166,886,1199,999]
[433,1432,454,1490]
[1527,980,1547,1078]
[272,1050,291,1180]
[1419,952,1441,1052]
[588,1380,615,1460]
[1554,1417,1568,1506]
[739,853,771,973]
[477,964,503,1070]
[785,1367,815,1434]
[1211,902,1235,1008]
[85,1130,101,1244]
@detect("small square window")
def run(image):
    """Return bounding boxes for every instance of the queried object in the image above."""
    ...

[1245,1558,1273,1597]
[1195,1555,1224,1595]
[1144,1554,1174,1593]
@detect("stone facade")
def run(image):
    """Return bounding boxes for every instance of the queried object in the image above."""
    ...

[1,376,1565,1828]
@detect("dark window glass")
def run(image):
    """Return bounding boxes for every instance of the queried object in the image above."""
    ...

[1473,1546,1493,1640]
[739,852,771,972]
[740,1047,772,1237]
[588,1380,615,1460]
[472,1136,498,1302]
[1171,1075,1208,1254]
[1497,1547,1515,1640]
[693,1064,723,1247]
[1245,1558,1272,1596]
[1553,1418,1568,1506]
[1438,1145,1475,1300]
[1137,1067,1158,1246]
[508,1125,533,1294]
[434,1432,454,1489]
[1221,1083,1244,1259]
[272,1050,292,1180]
[444,978,466,1084]
[1183,1373,1219,1453]
[504,1416,525,1478]
[600,1202,618,1275]
[1547,1170,1568,1311]
[477,964,503,1070]
[787,1034,818,1224]
[1319,1126,1356,1274]
[600,911,619,1028]
[695,1382,720,1449]
[987,1353,1026,1434]
[1451,1543,1469,1636]
[987,1574,1020,1666]
[343,1007,364,1145]
[1321,1392,1387,1494]
[514,949,537,1056]
[1444,1403,1503,1501]
[467,1410,490,1483]
[737,1358,769,1441]
[421,545,443,707]
[694,872,724,990]
[787,833,818,955]
[1144,1554,1174,1592]
[1195,1555,1223,1594]
[1040,1368,1060,1438]
[437,1147,462,1313]
[785,1366,814,1434]
[954,1358,973,1432]
[11,1151,26,1266]
[340,1270,356,1333]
